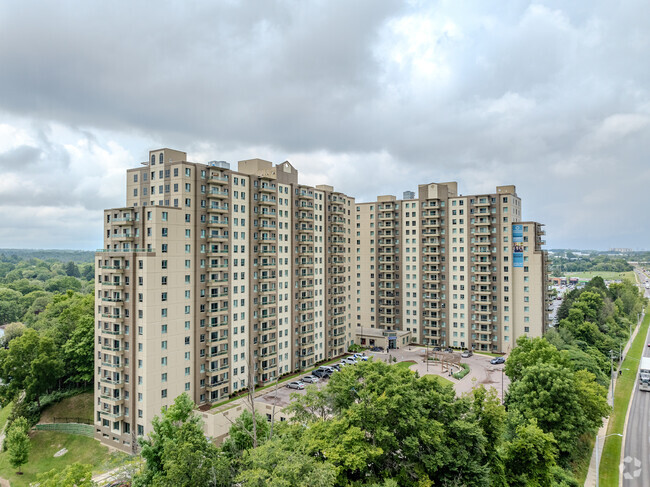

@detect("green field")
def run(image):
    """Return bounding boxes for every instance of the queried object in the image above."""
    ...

[559,271,636,282]
[0,431,115,486]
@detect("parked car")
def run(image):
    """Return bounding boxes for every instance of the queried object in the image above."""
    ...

[286,381,305,390]
[353,353,368,361]
[341,357,357,365]
[312,369,330,379]
[370,346,384,352]
[330,364,341,371]
[432,346,441,352]
[318,365,336,374]
[444,348,454,353]
[490,356,506,365]
[461,350,473,358]
[302,375,320,384]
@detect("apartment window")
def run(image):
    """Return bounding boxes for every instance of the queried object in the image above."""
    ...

[161,260,167,269]
[161,389,167,398]
[162,308,167,317]
[162,324,167,334]
[161,373,167,382]
[161,341,167,350]
[162,227,168,237]
[161,357,167,366]
[162,244,168,253]
[161,211,168,221]
[161,292,167,301]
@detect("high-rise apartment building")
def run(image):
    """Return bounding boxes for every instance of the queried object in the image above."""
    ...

[95,149,354,452]
[95,149,548,453]
[355,182,549,353]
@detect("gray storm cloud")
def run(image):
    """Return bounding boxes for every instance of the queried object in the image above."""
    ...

[0,0,648,249]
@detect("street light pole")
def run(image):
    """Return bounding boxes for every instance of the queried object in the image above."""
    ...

[501,367,504,405]
[426,340,429,372]
[610,350,615,406]
[595,433,623,487]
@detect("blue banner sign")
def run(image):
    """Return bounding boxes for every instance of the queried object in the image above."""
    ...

[512,224,523,268]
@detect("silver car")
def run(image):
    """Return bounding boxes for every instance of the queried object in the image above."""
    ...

[302,375,320,384]
[286,381,305,390]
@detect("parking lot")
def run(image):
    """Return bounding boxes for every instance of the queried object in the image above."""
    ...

[257,347,510,407]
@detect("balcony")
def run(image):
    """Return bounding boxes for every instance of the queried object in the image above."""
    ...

[258,197,275,206]
[209,189,229,199]
[208,204,229,213]
[98,409,124,421]
[208,219,229,228]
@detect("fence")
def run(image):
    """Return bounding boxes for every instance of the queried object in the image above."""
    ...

[34,423,94,437]
[52,416,93,425]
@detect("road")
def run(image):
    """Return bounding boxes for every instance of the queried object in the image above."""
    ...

[622,269,650,485]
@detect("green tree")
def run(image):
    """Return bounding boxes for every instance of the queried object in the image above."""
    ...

[237,424,337,487]
[134,393,232,487]
[506,362,608,461]
[64,261,81,278]
[503,420,558,487]
[37,462,95,487]
[222,409,270,460]
[6,416,31,474]
[504,336,570,383]
[44,276,82,294]
[0,328,63,406]
[0,321,25,347]
[0,328,41,401]
[26,334,64,406]
[62,314,95,385]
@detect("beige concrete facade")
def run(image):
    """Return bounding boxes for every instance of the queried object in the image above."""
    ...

[95,150,547,453]
[354,183,549,354]
[95,150,354,452]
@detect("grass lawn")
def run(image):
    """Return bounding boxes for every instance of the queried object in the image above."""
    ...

[39,392,94,424]
[428,375,454,387]
[599,312,650,486]
[0,400,14,432]
[561,271,636,282]
[394,360,417,370]
[0,430,121,486]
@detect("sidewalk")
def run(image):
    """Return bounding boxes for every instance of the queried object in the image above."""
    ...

[584,316,642,486]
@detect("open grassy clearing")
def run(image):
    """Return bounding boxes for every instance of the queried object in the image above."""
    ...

[560,271,636,282]
[0,431,117,487]
[38,391,93,424]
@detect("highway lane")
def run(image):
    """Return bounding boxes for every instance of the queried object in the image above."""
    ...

[621,269,650,485]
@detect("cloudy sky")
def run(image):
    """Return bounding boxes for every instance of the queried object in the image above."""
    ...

[0,0,648,250]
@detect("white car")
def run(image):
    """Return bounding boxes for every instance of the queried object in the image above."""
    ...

[353,353,368,361]
[341,357,358,365]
